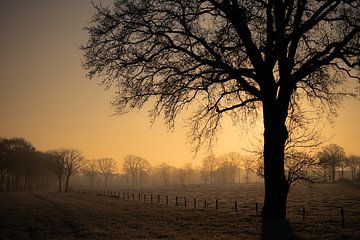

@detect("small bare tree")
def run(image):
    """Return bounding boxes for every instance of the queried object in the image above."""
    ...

[98,158,117,186]
[318,144,346,183]
[83,159,98,187]
[157,163,171,186]
[48,150,65,192]
[347,155,360,180]
[201,155,217,184]
[63,149,83,192]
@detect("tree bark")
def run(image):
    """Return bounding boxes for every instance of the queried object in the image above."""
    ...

[261,104,289,219]
[58,176,62,192]
[64,175,70,192]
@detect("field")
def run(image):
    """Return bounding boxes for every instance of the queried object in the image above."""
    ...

[0,183,359,239]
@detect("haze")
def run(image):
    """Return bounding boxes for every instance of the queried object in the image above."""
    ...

[1,0,359,167]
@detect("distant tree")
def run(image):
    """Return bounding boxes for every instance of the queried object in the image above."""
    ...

[48,150,66,192]
[63,149,83,192]
[243,157,253,184]
[201,155,217,184]
[98,158,117,186]
[82,159,98,187]
[137,157,152,187]
[184,163,194,185]
[83,0,360,219]
[177,167,187,185]
[157,163,171,186]
[122,155,150,187]
[226,152,242,184]
[318,144,346,183]
[0,138,36,191]
[346,155,360,181]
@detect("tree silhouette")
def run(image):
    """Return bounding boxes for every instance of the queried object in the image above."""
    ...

[318,144,346,183]
[82,0,359,218]
[83,159,99,187]
[201,154,217,184]
[98,158,117,186]
[123,155,151,187]
[346,155,360,180]
[63,149,83,192]
[48,150,66,192]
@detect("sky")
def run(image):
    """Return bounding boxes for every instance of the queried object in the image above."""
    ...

[0,0,360,168]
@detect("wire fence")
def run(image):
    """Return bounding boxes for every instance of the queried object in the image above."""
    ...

[71,187,360,231]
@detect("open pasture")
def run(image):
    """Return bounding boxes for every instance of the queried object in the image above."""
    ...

[0,183,359,239]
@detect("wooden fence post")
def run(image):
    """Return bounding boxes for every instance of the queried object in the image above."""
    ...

[341,208,345,228]
[184,197,187,208]
[302,207,305,223]
[176,196,178,206]
[166,195,169,205]
[256,202,259,215]
[194,198,197,209]
[235,200,238,213]
[216,199,218,210]
[151,194,153,203]
[158,194,160,203]
[204,200,207,209]
[138,193,141,200]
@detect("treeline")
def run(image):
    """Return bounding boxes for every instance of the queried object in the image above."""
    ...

[81,146,360,189]
[318,144,360,183]
[0,137,84,192]
[79,153,261,188]
[2,137,360,191]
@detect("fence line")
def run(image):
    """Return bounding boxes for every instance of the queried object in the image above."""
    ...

[74,187,358,229]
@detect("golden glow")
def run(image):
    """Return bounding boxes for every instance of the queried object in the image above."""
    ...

[0,1,359,168]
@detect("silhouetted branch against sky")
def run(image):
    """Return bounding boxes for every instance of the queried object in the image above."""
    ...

[82,0,359,152]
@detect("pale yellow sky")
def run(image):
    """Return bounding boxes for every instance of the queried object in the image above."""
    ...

[0,0,359,168]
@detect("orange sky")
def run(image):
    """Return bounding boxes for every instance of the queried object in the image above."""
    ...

[0,1,359,168]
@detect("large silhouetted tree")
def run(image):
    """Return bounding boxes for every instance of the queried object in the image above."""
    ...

[82,0,359,218]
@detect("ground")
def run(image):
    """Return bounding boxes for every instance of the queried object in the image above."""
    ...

[0,183,359,239]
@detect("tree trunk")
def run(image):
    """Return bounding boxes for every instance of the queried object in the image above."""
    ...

[58,176,62,192]
[262,104,289,219]
[64,175,70,192]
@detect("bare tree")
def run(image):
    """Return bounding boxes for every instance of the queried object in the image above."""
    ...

[201,155,217,184]
[98,158,117,186]
[243,157,253,184]
[177,167,187,185]
[157,163,171,186]
[83,0,360,218]
[318,144,346,183]
[48,150,66,192]
[123,155,151,188]
[83,159,98,187]
[347,155,360,180]
[226,152,242,184]
[63,149,83,192]
[137,157,152,187]
[184,163,194,185]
